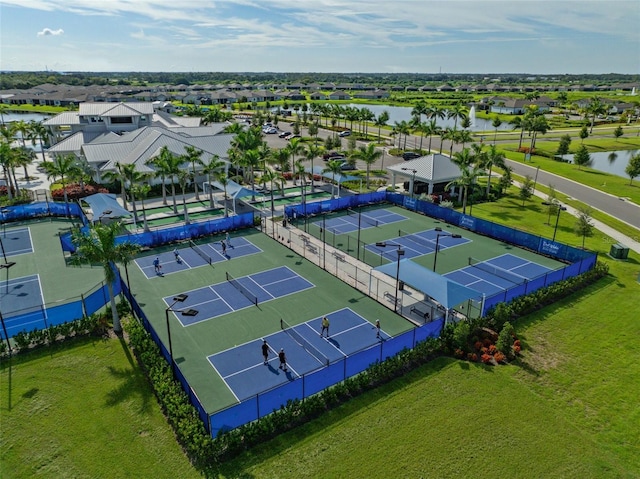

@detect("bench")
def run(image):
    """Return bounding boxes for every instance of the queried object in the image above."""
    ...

[384,291,398,305]
[332,251,346,262]
[410,306,430,320]
[306,243,318,254]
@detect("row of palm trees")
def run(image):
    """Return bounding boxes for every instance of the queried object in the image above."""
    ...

[445,143,509,215]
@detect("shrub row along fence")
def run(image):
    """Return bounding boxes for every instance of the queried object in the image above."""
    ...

[284,193,598,316]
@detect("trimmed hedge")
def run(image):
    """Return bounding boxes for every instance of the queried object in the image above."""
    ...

[123,260,610,468]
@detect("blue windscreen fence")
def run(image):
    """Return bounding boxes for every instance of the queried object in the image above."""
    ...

[288,192,598,316]
[1,273,122,339]
[207,318,444,436]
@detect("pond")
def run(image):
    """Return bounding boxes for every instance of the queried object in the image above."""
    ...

[560,149,638,178]
[341,103,513,132]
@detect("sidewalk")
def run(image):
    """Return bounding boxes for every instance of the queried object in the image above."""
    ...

[514,180,640,255]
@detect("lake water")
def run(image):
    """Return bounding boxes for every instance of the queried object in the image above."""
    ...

[561,149,637,178]
[2,112,52,124]
[342,103,512,132]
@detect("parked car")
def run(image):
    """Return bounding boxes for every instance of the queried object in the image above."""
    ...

[278,131,291,138]
[263,127,278,134]
[325,155,345,162]
[338,130,352,137]
[338,160,357,171]
[286,134,301,141]
[402,151,421,161]
[323,151,343,159]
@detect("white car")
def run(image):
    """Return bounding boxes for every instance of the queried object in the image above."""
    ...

[263,127,278,134]
[338,130,352,137]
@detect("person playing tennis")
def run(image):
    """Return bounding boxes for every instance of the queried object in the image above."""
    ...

[262,339,269,365]
[320,316,330,338]
[278,348,288,372]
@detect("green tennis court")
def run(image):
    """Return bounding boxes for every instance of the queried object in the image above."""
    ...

[127,228,414,413]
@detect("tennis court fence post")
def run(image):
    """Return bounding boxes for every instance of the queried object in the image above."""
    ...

[80,293,88,318]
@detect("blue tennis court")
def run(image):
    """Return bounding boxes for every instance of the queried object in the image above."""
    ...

[365,228,471,261]
[315,208,407,234]
[136,237,261,278]
[1,227,33,256]
[444,254,553,296]
[164,266,315,326]
[208,308,387,401]
[0,274,46,335]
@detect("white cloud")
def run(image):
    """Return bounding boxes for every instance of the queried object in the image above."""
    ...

[37,27,64,36]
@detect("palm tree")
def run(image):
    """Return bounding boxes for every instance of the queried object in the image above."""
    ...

[304,144,322,191]
[44,154,80,215]
[182,146,203,201]
[481,145,505,197]
[28,121,49,164]
[71,221,140,333]
[350,143,382,189]
[0,141,15,199]
[491,117,502,145]
[14,146,36,181]
[222,122,244,134]
[201,155,226,209]
[146,146,183,214]
[446,163,483,215]
[286,137,305,183]
[424,119,440,153]
[451,148,474,168]
[176,171,192,224]
[103,162,132,210]
[509,116,527,150]
[447,102,468,130]
[587,97,607,133]
[324,159,344,199]
[394,120,411,150]
[215,170,230,217]
[374,111,389,143]
[259,167,285,212]
[131,183,151,232]
[242,148,262,200]
[457,129,473,150]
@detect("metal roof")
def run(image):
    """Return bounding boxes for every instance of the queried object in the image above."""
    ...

[388,154,462,183]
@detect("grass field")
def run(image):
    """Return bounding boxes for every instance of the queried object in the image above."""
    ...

[1,195,639,478]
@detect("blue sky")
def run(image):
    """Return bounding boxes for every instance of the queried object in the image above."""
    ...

[1,0,638,74]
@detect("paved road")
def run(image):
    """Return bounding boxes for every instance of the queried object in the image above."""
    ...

[264,123,640,231]
[505,160,640,230]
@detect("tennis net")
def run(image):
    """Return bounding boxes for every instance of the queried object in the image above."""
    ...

[347,208,379,228]
[398,229,434,250]
[189,240,213,266]
[225,272,258,306]
[468,257,528,285]
[280,318,329,366]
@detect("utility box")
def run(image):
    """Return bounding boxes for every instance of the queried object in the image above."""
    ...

[609,243,629,260]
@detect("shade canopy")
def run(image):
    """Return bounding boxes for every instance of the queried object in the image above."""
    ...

[83,193,131,221]
[374,259,481,309]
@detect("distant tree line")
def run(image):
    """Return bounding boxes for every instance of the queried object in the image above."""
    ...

[1,71,638,91]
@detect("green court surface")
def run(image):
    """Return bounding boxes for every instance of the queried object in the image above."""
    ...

[0,219,111,309]
[128,229,414,414]
[251,190,332,208]
[295,204,564,274]
[125,208,225,230]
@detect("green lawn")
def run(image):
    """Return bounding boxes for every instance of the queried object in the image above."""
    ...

[2,194,639,478]
[0,336,198,479]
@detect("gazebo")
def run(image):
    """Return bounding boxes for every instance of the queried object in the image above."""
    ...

[388,154,462,197]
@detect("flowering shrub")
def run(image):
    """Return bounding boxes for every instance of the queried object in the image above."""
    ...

[494,351,506,363]
[513,345,521,355]
[467,353,478,362]
[481,354,493,364]
[51,183,109,201]
[488,345,497,354]
[474,341,483,351]
[454,348,465,359]
[513,339,521,348]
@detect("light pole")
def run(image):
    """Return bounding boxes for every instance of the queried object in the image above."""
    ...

[1,208,10,237]
[165,294,198,378]
[542,202,567,241]
[401,168,417,199]
[433,227,462,273]
[375,242,405,313]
